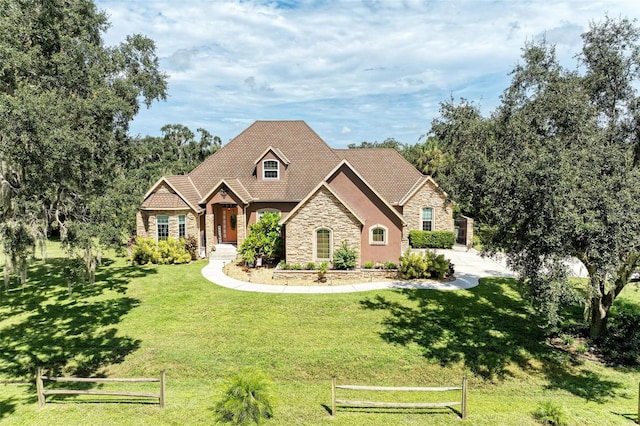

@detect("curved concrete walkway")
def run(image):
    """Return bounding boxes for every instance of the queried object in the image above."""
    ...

[201,246,515,294]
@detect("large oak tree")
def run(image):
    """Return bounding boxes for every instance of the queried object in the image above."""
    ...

[433,17,640,340]
[0,0,168,285]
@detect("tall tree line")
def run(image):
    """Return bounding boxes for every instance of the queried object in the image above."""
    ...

[0,0,220,289]
[430,17,640,340]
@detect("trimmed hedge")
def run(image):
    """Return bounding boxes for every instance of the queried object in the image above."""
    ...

[409,230,455,249]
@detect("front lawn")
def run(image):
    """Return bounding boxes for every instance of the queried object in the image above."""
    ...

[0,248,639,425]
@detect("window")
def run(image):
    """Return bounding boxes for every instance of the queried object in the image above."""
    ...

[263,160,279,179]
[315,228,331,260]
[157,215,169,240]
[178,215,186,238]
[369,225,387,245]
[422,207,433,231]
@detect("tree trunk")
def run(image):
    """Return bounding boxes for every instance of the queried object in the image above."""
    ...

[589,296,610,340]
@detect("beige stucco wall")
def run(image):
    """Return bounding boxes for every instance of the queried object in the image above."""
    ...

[401,181,454,251]
[284,186,361,266]
[136,210,199,243]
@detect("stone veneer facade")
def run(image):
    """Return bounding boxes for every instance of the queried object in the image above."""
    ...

[136,210,199,244]
[284,186,361,266]
[401,181,454,252]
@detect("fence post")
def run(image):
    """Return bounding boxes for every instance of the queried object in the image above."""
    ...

[461,376,467,420]
[36,367,45,407]
[159,370,166,408]
[331,377,336,417]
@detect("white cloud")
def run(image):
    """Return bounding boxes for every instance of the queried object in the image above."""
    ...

[96,0,640,147]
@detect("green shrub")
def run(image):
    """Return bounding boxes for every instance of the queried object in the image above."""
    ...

[601,311,640,365]
[182,235,199,260]
[533,401,568,426]
[239,212,283,264]
[408,230,455,249]
[398,249,452,280]
[333,240,357,270]
[290,263,302,270]
[305,262,316,270]
[384,261,397,270]
[157,238,191,264]
[215,368,275,425]
[131,237,159,265]
[131,237,191,265]
[363,261,374,269]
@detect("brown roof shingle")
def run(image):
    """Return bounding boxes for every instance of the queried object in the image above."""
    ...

[189,121,341,202]
[141,191,190,210]
[335,148,424,205]
[142,121,429,210]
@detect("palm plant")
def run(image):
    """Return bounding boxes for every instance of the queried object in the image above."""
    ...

[215,368,275,425]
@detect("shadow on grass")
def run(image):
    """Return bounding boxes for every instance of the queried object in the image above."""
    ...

[0,396,16,419]
[360,277,621,403]
[0,258,157,384]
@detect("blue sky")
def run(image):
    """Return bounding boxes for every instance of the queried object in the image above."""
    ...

[96,0,640,147]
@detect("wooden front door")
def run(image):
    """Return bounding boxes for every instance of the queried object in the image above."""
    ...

[221,206,237,243]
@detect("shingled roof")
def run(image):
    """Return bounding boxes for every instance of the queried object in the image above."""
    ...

[143,120,429,208]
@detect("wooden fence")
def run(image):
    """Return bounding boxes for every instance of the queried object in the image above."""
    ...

[36,367,166,408]
[331,376,467,419]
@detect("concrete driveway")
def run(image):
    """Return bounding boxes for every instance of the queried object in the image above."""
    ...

[201,245,516,294]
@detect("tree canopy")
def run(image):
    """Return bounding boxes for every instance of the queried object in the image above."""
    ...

[0,0,168,286]
[433,16,640,339]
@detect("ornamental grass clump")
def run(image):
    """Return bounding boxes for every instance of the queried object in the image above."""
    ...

[215,368,275,425]
[533,401,568,426]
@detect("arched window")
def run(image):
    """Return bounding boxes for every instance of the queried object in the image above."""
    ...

[315,228,331,260]
[369,225,387,245]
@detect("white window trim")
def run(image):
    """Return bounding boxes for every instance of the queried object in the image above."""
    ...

[421,207,434,231]
[369,224,388,245]
[178,214,186,238]
[313,227,332,261]
[156,215,169,241]
[256,209,281,222]
[262,159,279,180]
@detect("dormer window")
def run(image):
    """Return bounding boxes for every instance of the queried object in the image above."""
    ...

[263,160,279,179]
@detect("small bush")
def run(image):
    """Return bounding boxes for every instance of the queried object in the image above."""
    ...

[239,212,283,264]
[131,237,191,265]
[398,249,452,280]
[533,401,567,426]
[215,368,275,425]
[305,262,316,270]
[157,238,191,264]
[384,261,397,270]
[363,261,374,269]
[318,261,328,274]
[290,263,302,270]
[333,240,357,270]
[600,311,640,365]
[409,230,455,249]
[183,235,199,260]
[131,237,159,265]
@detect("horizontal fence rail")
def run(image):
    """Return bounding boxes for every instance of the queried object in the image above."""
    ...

[36,367,165,408]
[331,377,467,419]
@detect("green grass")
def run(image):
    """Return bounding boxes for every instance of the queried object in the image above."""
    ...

[0,247,639,425]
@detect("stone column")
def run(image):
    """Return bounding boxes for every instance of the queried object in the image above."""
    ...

[205,213,215,255]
